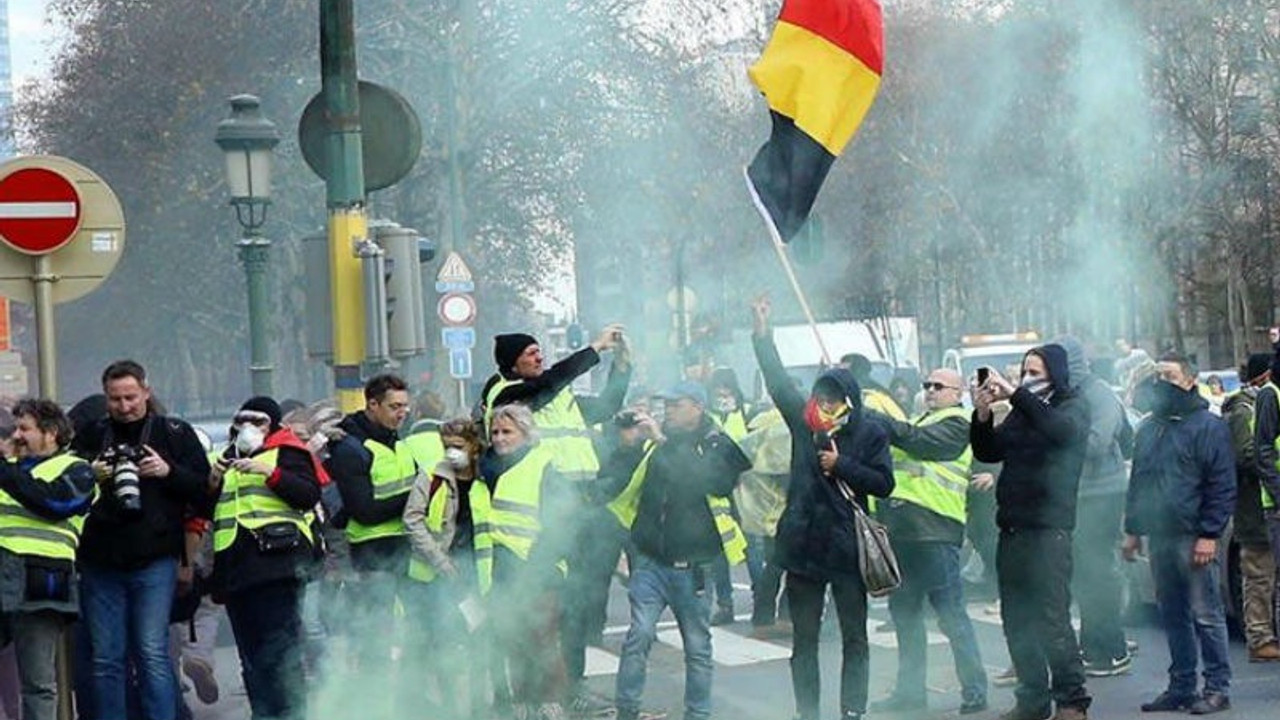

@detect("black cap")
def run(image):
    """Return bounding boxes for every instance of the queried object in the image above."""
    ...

[237,396,282,430]
[494,333,538,373]
[1246,353,1271,384]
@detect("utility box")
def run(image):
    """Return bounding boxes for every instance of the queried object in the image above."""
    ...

[302,231,333,362]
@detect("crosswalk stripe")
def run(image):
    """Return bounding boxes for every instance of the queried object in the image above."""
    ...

[966,605,1081,631]
[656,627,792,666]
[585,647,621,677]
[865,620,949,649]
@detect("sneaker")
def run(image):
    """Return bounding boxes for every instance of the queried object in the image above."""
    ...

[1187,692,1229,715]
[960,697,989,715]
[984,600,1002,616]
[1051,707,1087,720]
[992,666,1018,687]
[1083,651,1132,677]
[996,705,1050,720]
[1249,641,1280,662]
[868,693,925,712]
[538,703,568,720]
[568,691,614,718]
[1126,638,1139,655]
[182,657,219,705]
[1140,691,1196,712]
[710,605,735,626]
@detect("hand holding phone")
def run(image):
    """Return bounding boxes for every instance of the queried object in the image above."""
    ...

[976,367,990,386]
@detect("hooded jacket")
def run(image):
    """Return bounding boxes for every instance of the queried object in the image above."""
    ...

[1124,385,1235,539]
[970,344,1090,531]
[325,412,412,572]
[753,333,895,583]
[1056,336,1129,498]
[1222,387,1268,547]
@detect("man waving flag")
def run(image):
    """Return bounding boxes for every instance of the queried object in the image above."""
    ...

[746,0,884,244]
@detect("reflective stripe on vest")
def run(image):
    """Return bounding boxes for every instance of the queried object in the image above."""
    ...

[888,406,971,524]
[0,453,88,561]
[488,445,555,559]
[213,448,313,553]
[407,479,494,595]
[346,439,418,544]
[485,380,600,482]
[605,442,748,565]
[1266,383,1279,510]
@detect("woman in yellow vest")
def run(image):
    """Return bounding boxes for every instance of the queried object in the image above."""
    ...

[403,417,493,718]
[0,399,95,720]
[484,404,575,720]
[207,397,322,720]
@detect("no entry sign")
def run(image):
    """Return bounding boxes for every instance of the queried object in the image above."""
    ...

[0,167,83,255]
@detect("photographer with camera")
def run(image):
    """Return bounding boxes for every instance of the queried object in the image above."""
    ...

[72,360,211,720]
[0,399,95,720]
[208,397,321,720]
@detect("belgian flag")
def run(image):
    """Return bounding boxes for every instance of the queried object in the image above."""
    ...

[746,0,884,244]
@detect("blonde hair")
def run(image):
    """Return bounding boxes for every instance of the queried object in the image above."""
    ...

[489,404,538,445]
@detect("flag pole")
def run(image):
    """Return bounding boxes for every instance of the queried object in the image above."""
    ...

[744,168,833,365]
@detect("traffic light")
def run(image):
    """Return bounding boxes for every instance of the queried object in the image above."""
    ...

[374,221,428,358]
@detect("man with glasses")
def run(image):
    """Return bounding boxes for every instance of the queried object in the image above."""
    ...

[324,373,417,715]
[869,369,988,715]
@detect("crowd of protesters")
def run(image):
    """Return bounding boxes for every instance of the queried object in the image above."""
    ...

[0,309,1278,720]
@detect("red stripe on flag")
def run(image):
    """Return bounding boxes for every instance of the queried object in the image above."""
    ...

[779,0,883,75]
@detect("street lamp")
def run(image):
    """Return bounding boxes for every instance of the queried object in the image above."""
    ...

[215,94,280,397]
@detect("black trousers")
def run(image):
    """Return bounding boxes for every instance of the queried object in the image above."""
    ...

[787,571,868,719]
[997,528,1090,712]
[561,509,626,692]
[224,580,306,720]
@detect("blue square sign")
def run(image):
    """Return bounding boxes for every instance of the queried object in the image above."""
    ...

[441,327,477,350]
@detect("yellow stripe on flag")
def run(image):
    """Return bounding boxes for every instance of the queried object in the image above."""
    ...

[749,21,882,156]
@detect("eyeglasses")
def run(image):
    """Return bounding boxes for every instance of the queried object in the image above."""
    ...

[921,382,959,392]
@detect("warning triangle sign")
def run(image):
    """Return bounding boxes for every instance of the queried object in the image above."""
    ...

[436,251,473,283]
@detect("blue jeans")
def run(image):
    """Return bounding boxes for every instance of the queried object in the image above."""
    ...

[888,542,987,703]
[614,553,713,720]
[1149,534,1231,696]
[80,557,179,720]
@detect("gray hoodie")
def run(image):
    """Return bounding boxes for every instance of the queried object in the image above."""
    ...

[1057,336,1129,497]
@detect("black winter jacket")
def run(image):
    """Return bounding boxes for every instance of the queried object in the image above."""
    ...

[754,332,895,583]
[1125,390,1236,539]
[619,416,749,565]
[970,345,1090,531]
[73,414,211,570]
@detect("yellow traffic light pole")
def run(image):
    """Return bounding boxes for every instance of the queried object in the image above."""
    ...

[321,0,367,412]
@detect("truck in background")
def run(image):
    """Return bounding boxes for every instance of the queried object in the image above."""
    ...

[942,331,1040,403]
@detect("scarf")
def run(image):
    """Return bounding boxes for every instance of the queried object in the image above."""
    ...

[1020,377,1054,404]
[803,398,849,432]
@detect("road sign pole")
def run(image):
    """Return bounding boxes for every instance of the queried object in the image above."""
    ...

[33,254,56,400]
[458,378,467,412]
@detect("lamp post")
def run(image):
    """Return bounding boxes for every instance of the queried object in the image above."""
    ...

[215,94,280,397]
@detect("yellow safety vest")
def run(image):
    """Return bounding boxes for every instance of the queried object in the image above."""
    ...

[0,453,89,561]
[404,430,445,478]
[345,439,418,544]
[606,442,748,565]
[1265,382,1278,510]
[865,388,907,421]
[213,447,314,553]
[713,409,750,443]
[407,478,494,595]
[488,444,559,562]
[888,406,972,524]
[485,379,599,482]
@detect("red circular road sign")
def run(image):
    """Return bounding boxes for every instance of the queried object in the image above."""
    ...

[0,167,83,255]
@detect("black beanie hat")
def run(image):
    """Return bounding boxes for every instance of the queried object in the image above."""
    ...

[494,333,538,373]
[1246,353,1271,384]
[238,396,282,430]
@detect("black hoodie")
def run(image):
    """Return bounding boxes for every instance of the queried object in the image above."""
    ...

[753,333,895,583]
[970,344,1090,531]
[325,412,411,572]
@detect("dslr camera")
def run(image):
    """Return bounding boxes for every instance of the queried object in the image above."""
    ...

[99,444,145,514]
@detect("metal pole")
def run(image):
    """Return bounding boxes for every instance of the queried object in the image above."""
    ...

[321,0,369,412]
[33,254,57,400]
[240,227,274,396]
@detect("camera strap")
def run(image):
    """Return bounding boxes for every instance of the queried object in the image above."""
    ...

[101,415,155,453]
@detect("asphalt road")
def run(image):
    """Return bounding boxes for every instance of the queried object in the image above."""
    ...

[188,578,1277,720]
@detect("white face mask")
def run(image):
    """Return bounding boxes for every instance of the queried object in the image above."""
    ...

[234,424,266,455]
[444,447,470,469]
[715,397,737,414]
